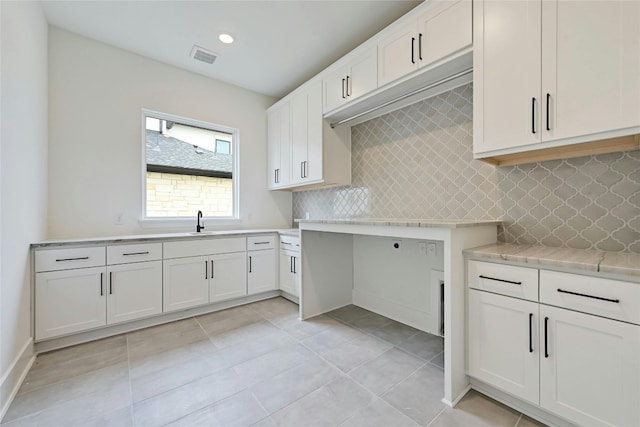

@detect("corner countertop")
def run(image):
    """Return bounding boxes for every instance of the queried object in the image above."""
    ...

[295,218,502,229]
[464,242,640,280]
[31,228,299,248]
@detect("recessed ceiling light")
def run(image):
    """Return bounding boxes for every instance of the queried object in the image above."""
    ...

[219,33,234,44]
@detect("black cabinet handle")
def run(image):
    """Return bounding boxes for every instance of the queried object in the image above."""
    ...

[123,251,149,256]
[205,260,208,279]
[109,271,113,295]
[249,256,252,273]
[290,255,294,273]
[274,169,278,184]
[418,33,423,61]
[341,78,346,99]
[100,273,104,296]
[346,75,350,97]
[254,241,271,245]
[211,260,214,278]
[557,288,619,304]
[293,256,297,274]
[56,256,89,262]
[301,161,304,179]
[411,37,415,64]
[478,275,522,285]
[546,93,551,131]
[529,313,533,353]
[544,316,549,358]
[531,97,536,134]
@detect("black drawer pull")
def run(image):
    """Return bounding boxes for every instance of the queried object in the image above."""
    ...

[109,271,113,295]
[557,288,619,303]
[253,241,271,245]
[529,313,533,353]
[544,316,549,358]
[479,275,522,285]
[56,256,89,262]
[531,97,536,134]
[100,273,104,296]
[123,251,149,256]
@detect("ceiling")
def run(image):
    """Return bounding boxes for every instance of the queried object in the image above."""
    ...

[41,0,422,99]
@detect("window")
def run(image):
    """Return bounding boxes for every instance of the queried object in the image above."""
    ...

[142,109,239,221]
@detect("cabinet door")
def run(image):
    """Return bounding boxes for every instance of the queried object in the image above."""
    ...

[468,290,540,405]
[210,252,247,303]
[248,250,277,295]
[279,250,299,297]
[35,267,107,340]
[267,102,291,189]
[163,256,209,312]
[378,22,418,87]
[473,0,542,153]
[324,65,349,113]
[107,261,162,325]
[348,48,378,101]
[541,0,640,142]
[291,82,323,184]
[540,305,640,427]
[418,0,472,67]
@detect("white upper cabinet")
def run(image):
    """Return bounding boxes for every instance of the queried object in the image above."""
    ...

[378,0,472,87]
[291,82,323,185]
[474,0,640,158]
[268,80,351,191]
[324,48,378,113]
[267,101,290,189]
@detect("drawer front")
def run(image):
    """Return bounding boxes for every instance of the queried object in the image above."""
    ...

[107,242,162,265]
[468,260,539,301]
[35,246,106,272]
[164,237,246,259]
[280,235,300,252]
[540,270,640,325]
[247,235,276,251]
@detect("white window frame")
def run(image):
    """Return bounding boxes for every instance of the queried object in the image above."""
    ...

[139,108,240,228]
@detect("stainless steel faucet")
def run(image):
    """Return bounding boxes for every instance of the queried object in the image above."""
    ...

[196,210,205,232]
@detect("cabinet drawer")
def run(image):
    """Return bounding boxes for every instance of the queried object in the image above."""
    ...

[35,246,106,272]
[164,237,246,259]
[280,235,300,252]
[468,260,539,302]
[540,270,640,325]
[247,235,276,251]
[107,243,162,265]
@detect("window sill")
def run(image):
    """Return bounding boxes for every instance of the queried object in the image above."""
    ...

[139,217,242,230]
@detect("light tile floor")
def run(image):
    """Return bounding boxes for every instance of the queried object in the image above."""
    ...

[2,298,547,427]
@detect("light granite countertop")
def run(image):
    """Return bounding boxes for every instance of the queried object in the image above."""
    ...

[464,242,640,280]
[296,218,502,229]
[31,228,299,248]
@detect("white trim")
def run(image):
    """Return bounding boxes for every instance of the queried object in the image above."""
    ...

[138,217,242,230]
[140,108,240,223]
[0,338,35,422]
[442,384,471,407]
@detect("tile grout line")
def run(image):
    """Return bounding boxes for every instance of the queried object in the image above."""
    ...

[125,333,135,426]
[514,413,523,427]
[425,405,448,427]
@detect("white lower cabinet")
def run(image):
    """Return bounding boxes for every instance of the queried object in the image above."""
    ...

[279,249,299,298]
[468,260,640,427]
[468,289,539,405]
[210,252,247,303]
[35,266,107,340]
[247,249,277,295]
[163,256,210,313]
[106,261,162,325]
[540,305,640,427]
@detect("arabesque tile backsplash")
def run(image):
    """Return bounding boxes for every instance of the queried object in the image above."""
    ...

[292,84,640,252]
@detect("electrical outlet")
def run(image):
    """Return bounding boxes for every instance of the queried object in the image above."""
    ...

[427,243,437,257]
[419,242,427,255]
[391,240,402,252]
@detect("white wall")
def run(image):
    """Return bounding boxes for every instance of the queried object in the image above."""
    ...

[48,27,292,238]
[0,1,48,417]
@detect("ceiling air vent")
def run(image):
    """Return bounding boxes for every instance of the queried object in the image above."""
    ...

[190,45,217,64]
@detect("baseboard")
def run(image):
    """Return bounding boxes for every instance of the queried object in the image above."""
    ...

[0,338,35,422]
[442,384,471,407]
[470,379,578,427]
